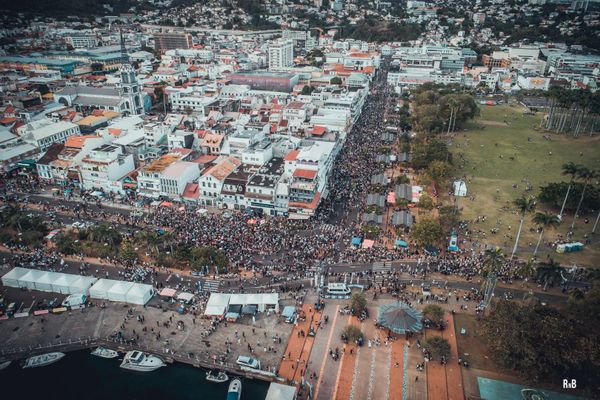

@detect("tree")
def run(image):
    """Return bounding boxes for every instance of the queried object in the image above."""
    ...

[341,324,364,342]
[422,336,450,360]
[417,193,434,210]
[90,62,103,72]
[482,247,505,279]
[558,162,580,220]
[422,304,444,325]
[570,168,598,231]
[134,231,160,254]
[411,140,450,169]
[350,292,367,316]
[536,258,564,289]
[119,240,139,264]
[531,212,561,258]
[426,160,453,186]
[511,195,537,259]
[300,85,313,95]
[54,233,79,255]
[480,299,600,387]
[330,76,342,85]
[411,217,444,247]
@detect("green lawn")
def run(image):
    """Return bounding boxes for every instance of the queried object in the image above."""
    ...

[451,103,600,267]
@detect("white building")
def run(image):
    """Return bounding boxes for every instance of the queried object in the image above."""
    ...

[80,144,135,194]
[65,34,98,49]
[268,40,294,70]
[18,118,80,152]
[198,156,241,206]
[159,161,200,197]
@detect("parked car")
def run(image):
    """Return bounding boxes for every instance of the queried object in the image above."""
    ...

[236,355,260,369]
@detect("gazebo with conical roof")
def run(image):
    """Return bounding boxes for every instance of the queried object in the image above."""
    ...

[377,302,423,334]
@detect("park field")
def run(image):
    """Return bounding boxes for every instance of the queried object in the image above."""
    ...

[450,103,600,267]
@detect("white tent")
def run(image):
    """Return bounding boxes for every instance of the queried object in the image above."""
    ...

[125,283,154,305]
[18,269,45,290]
[34,271,61,292]
[1,267,29,288]
[204,293,231,316]
[51,274,79,294]
[225,293,279,313]
[89,279,117,300]
[453,180,467,197]
[106,281,135,302]
[177,292,194,302]
[69,276,98,295]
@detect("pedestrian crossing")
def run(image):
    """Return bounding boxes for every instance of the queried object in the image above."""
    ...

[202,279,220,293]
[320,224,337,233]
[372,262,392,273]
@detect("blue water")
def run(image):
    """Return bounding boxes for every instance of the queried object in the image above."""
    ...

[1,350,269,400]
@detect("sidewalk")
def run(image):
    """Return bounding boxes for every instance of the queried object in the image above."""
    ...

[278,303,322,385]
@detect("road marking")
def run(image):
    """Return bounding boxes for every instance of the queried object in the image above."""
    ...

[314,305,339,400]
[331,314,351,400]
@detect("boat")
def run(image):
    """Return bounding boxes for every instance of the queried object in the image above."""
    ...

[119,350,165,372]
[0,360,11,370]
[91,346,119,359]
[22,352,65,369]
[226,378,242,400]
[206,370,229,383]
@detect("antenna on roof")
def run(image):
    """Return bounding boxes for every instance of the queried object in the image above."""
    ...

[119,27,129,65]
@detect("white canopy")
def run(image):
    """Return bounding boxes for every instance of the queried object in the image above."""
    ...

[206,292,279,314]
[1,267,29,287]
[106,281,135,302]
[204,293,231,316]
[18,269,46,290]
[51,274,79,294]
[69,276,98,294]
[177,292,194,302]
[125,283,154,305]
[89,279,118,300]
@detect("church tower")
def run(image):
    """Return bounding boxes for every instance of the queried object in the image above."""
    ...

[118,28,145,116]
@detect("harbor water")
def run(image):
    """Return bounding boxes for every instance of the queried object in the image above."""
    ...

[0,350,269,400]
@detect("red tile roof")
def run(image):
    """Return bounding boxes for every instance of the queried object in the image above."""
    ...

[310,126,327,136]
[293,169,317,180]
[284,149,299,162]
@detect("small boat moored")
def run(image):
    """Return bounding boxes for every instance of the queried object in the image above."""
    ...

[91,346,119,359]
[22,352,66,369]
[206,370,229,383]
[227,378,242,400]
[0,360,11,370]
[120,350,165,372]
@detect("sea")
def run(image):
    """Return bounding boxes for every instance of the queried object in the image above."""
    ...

[0,350,269,400]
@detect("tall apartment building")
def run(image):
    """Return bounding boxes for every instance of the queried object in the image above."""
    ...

[65,34,98,49]
[154,33,193,54]
[268,40,294,70]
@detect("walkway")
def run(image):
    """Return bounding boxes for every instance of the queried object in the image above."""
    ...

[278,303,322,385]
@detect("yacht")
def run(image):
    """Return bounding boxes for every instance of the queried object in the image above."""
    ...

[120,351,165,372]
[227,378,242,400]
[91,346,119,359]
[206,370,229,383]
[22,352,65,369]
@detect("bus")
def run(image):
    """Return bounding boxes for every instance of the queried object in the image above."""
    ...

[327,283,351,296]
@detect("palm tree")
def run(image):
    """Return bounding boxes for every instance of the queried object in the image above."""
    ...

[570,168,597,231]
[511,195,537,260]
[516,259,536,284]
[134,231,161,254]
[531,212,561,258]
[482,247,504,278]
[481,247,505,309]
[558,162,580,221]
[536,258,565,290]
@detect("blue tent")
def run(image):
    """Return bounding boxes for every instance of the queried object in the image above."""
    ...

[351,236,363,247]
[282,306,296,319]
[395,240,408,248]
[377,302,423,334]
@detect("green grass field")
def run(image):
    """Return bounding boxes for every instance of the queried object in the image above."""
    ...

[451,103,600,267]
